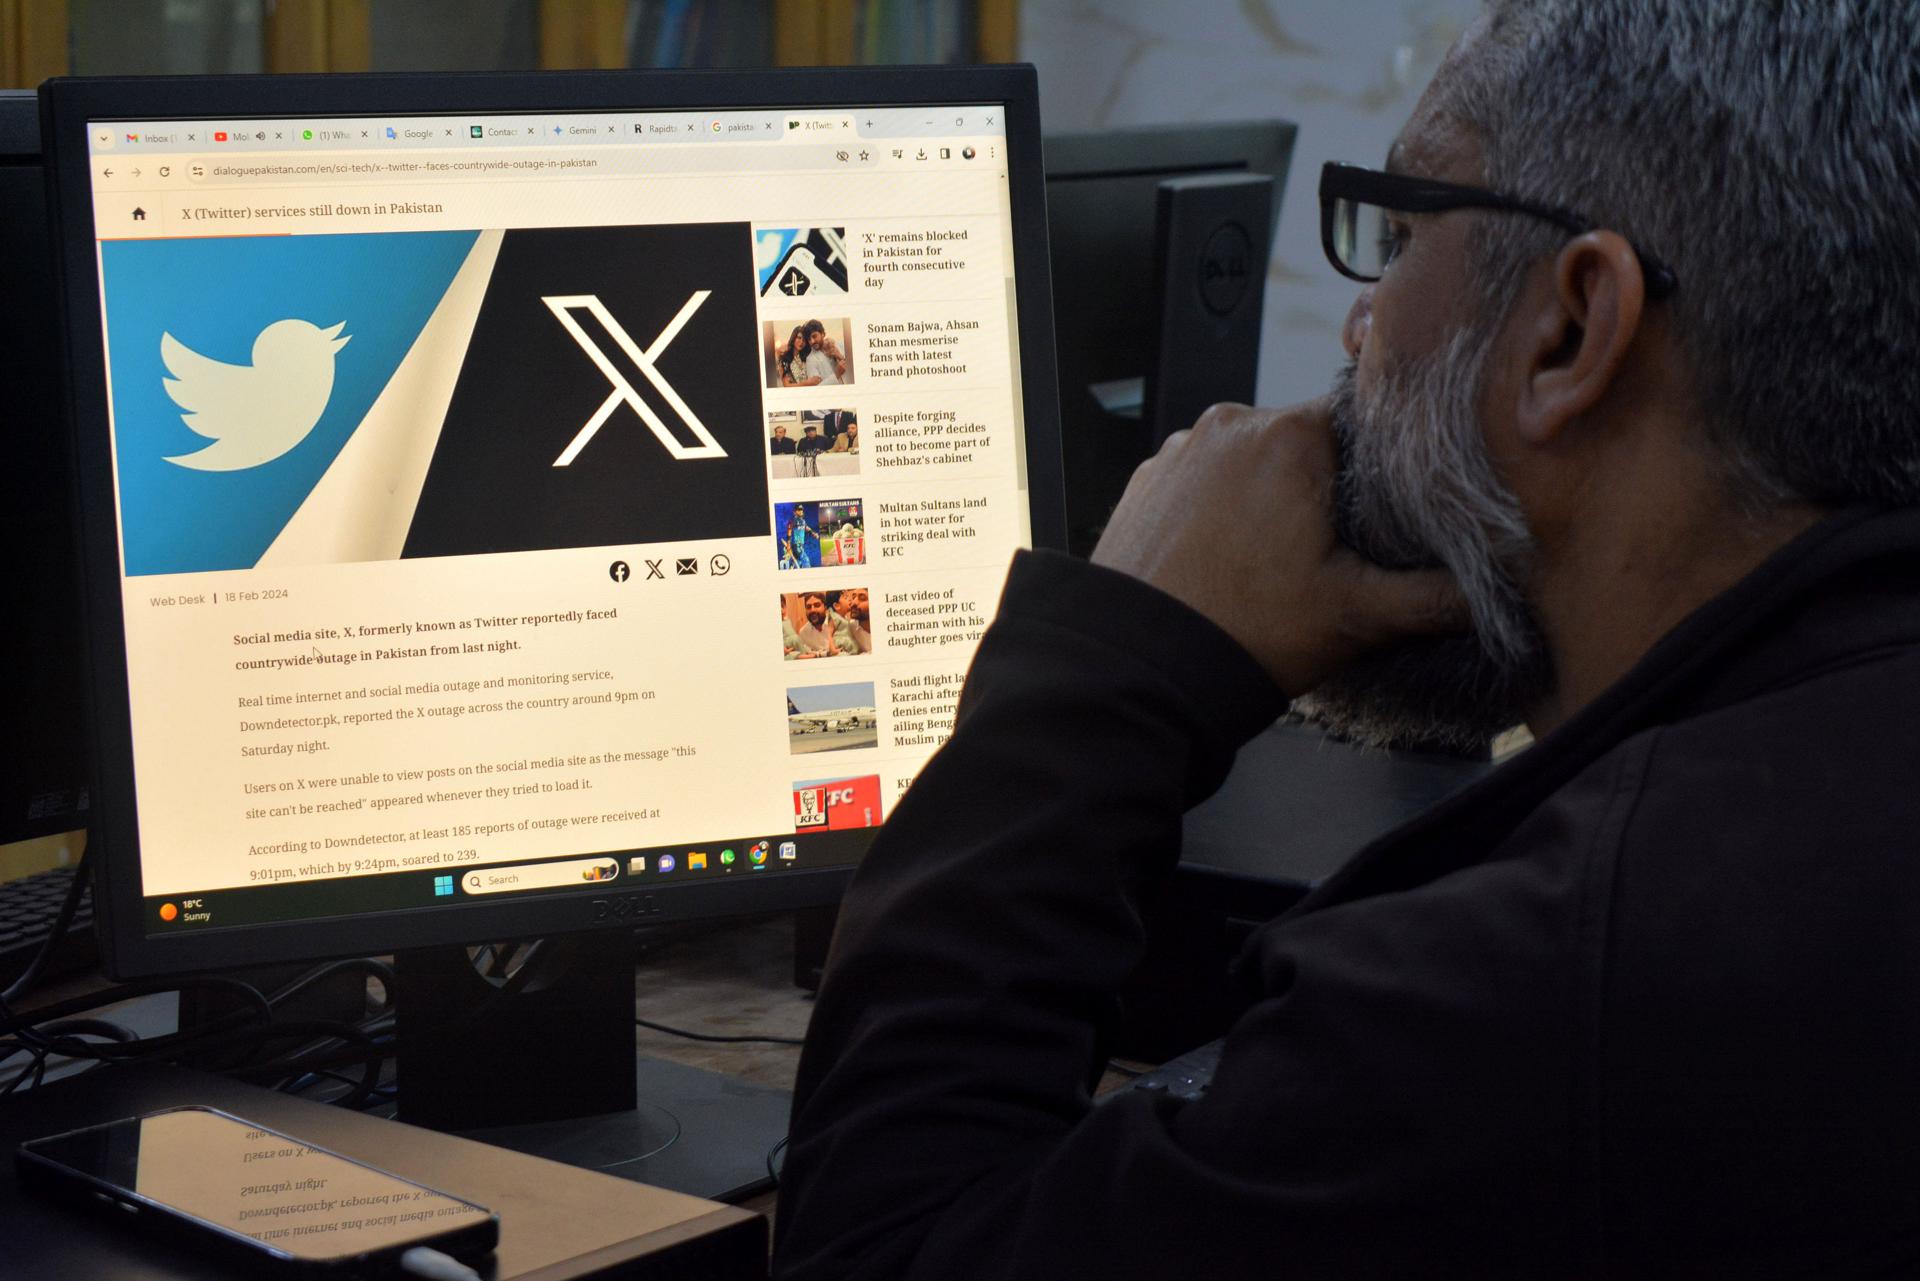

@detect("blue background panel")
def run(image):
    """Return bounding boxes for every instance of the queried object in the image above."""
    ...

[102,230,478,576]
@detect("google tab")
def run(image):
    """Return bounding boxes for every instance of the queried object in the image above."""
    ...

[708,112,785,138]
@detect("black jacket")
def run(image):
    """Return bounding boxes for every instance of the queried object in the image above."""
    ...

[775,507,1920,1279]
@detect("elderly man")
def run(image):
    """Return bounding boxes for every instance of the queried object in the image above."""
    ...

[775,2,1920,1277]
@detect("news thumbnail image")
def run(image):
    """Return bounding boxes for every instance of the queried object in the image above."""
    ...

[769,409,859,479]
[407,223,769,557]
[781,587,873,659]
[775,498,865,570]
[786,681,878,755]
[755,227,848,299]
[793,774,883,831]
[764,318,854,390]
[100,223,769,576]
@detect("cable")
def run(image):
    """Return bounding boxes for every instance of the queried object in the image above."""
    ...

[0,974,272,1042]
[266,957,396,1012]
[0,850,92,1007]
[766,1134,789,1187]
[398,1246,482,1281]
[0,974,278,1099]
[286,1067,397,1106]
[634,1016,803,1047]
[35,1017,138,1044]
[0,1040,48,1096]
[0,945,398,1106]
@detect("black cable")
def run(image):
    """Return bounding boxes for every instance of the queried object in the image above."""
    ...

[161,1017,380,1072]
[205,1017,389,1112]
[634,1016,804,1047]
[266,957,396,1012]
[0,851,92,1008]
[0,1038,46,1078]
[288,1068,397,1107]
[0,948,402,1104]
[2,1042,50,1096]
[766,1135,789,1187]
[0,975,270,1098]
[0,1018,143,1095]
[244,1025,392,1079]
[0,974,272,1041]
[36,1017,138,1044]
[0,975,275,1099]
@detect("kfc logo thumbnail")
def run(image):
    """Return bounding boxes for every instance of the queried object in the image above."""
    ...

[792,775,882,831]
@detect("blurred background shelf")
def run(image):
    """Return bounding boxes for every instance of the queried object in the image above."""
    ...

[3,1,1020,85]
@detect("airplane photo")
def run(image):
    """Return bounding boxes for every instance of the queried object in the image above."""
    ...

[787,696,877,733]
[786,681,879,755]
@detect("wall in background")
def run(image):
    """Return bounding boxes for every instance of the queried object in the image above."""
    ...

[1023,0,1479,410]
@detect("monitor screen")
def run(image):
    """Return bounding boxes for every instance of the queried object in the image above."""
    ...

[47,71,1061,976]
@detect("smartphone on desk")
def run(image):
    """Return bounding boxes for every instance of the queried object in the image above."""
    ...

[16,1105,498,1276]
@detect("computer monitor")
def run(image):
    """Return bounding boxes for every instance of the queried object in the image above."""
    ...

[1044,120,1296,554]
[0,89,92,847]
[41,66,1063,1196]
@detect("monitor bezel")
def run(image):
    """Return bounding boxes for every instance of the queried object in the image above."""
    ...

[41,66,1064,980]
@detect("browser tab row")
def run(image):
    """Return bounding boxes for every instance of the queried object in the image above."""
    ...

[90,107,997,154]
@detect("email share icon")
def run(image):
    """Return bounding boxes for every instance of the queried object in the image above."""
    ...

[675,557,698,575]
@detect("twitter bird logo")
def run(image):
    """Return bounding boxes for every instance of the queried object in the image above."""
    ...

[160,319,351,471]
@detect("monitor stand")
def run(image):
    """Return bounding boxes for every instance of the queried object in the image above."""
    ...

[390,932,791,1203]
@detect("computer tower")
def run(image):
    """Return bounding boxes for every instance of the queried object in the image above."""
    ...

[0,89,91,845]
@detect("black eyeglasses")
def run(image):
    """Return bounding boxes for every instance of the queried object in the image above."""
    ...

[1318,161,1678,298]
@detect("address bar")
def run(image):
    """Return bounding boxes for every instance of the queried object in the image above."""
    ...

[187,143,871,184]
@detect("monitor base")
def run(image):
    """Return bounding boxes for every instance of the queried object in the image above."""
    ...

[463,1054,791,1203]
[390,935,790,1204]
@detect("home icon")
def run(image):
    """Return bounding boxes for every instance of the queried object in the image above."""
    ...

[131,207,147,222]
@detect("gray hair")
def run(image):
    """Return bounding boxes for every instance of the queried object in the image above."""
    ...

[1442,0,1920,507]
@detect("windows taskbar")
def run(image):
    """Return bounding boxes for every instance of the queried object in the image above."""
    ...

[139,827,874,933]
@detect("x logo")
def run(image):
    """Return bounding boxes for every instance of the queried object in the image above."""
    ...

[542,292,727,467]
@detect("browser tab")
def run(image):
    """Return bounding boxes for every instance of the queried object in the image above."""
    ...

[785,115,856,140]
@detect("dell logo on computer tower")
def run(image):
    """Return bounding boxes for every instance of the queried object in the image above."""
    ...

[1197,222,1255,317]
[1145,172,1273,449]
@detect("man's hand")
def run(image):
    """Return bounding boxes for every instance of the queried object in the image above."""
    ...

[1091,400,1468,697]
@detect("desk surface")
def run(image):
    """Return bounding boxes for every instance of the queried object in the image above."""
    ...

[1181,719,1490,888]
[0,1061,765,1280]
[4,916,809,1273]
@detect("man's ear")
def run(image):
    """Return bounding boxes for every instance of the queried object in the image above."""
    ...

[1512,230,1646,446]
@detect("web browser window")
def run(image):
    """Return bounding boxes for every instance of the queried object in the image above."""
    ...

[83,105,1028,931]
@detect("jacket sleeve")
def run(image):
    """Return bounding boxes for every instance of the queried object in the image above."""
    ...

[772,550,1613,1280]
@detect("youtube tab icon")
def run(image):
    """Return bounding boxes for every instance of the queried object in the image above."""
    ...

[214,131,229,142]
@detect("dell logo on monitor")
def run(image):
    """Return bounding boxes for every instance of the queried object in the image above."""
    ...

[591,894,661,921]
[542,292,728,467]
